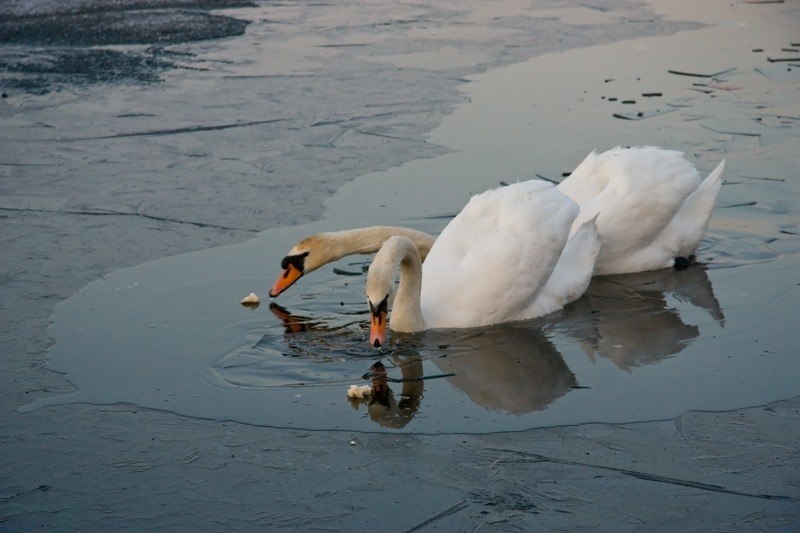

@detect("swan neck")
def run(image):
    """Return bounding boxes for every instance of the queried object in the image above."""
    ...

[393,247,425,333]
[325,226,435,263]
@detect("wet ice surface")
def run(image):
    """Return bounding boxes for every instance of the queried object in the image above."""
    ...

[30,12,800,432]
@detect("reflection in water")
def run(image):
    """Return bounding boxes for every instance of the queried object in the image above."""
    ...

[351,359,425,429]
[558,265,724,372]
[267,303,578,420]
[425,327,576,415]
[269,302,325,335]
[214,264,724,428]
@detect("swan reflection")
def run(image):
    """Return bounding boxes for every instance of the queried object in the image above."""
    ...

[349,359,425,429]
[556,265,723,371]
[216,265,722,427]
[265,304,578,421]
[423,327,577,415]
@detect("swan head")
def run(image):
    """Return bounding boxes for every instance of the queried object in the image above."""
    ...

[269,250,310,297]
[269,235,331,297]
[366,255,394,347]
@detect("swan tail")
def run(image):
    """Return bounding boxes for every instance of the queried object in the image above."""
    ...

[673,159,725,257]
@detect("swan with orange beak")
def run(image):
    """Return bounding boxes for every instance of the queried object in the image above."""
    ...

[363,181,602,348]
[268,226,436,298]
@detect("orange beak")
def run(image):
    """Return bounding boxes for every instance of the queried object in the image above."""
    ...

[269,264,303,298]
[370,310,388,348]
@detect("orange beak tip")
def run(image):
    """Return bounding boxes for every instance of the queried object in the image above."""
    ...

[269,265,302,298]
[369,311,388,348]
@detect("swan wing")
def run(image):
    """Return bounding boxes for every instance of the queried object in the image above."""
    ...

[421,180,579,328]
[523,215,601,319]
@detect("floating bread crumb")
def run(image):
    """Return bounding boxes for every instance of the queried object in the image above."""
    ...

[240,292,260,305]
[346,384,372,399]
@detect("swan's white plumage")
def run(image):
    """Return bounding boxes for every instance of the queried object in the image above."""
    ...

[367,180,600,334]
[421,180,586,328]
[523,215,600,319]
[557,146,725,275]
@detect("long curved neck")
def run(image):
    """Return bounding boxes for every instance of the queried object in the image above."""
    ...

[392,247,426,333]
[322,226,435,264]
[369,236,426,333]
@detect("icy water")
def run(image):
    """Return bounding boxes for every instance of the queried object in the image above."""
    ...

[28,18,800,433]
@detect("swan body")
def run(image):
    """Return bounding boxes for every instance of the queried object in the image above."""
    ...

[269,226,436,297]
[557,147,725,275]
[367,180,600,345]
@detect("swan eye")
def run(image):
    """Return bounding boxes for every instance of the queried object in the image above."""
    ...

[280,252,309,272]
[368,294,389,318]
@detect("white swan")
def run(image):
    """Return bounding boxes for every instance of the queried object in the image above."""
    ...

[557,146,725,275]
[366,180,601,346]
[269,147,725,297]
[269,226,436,297]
